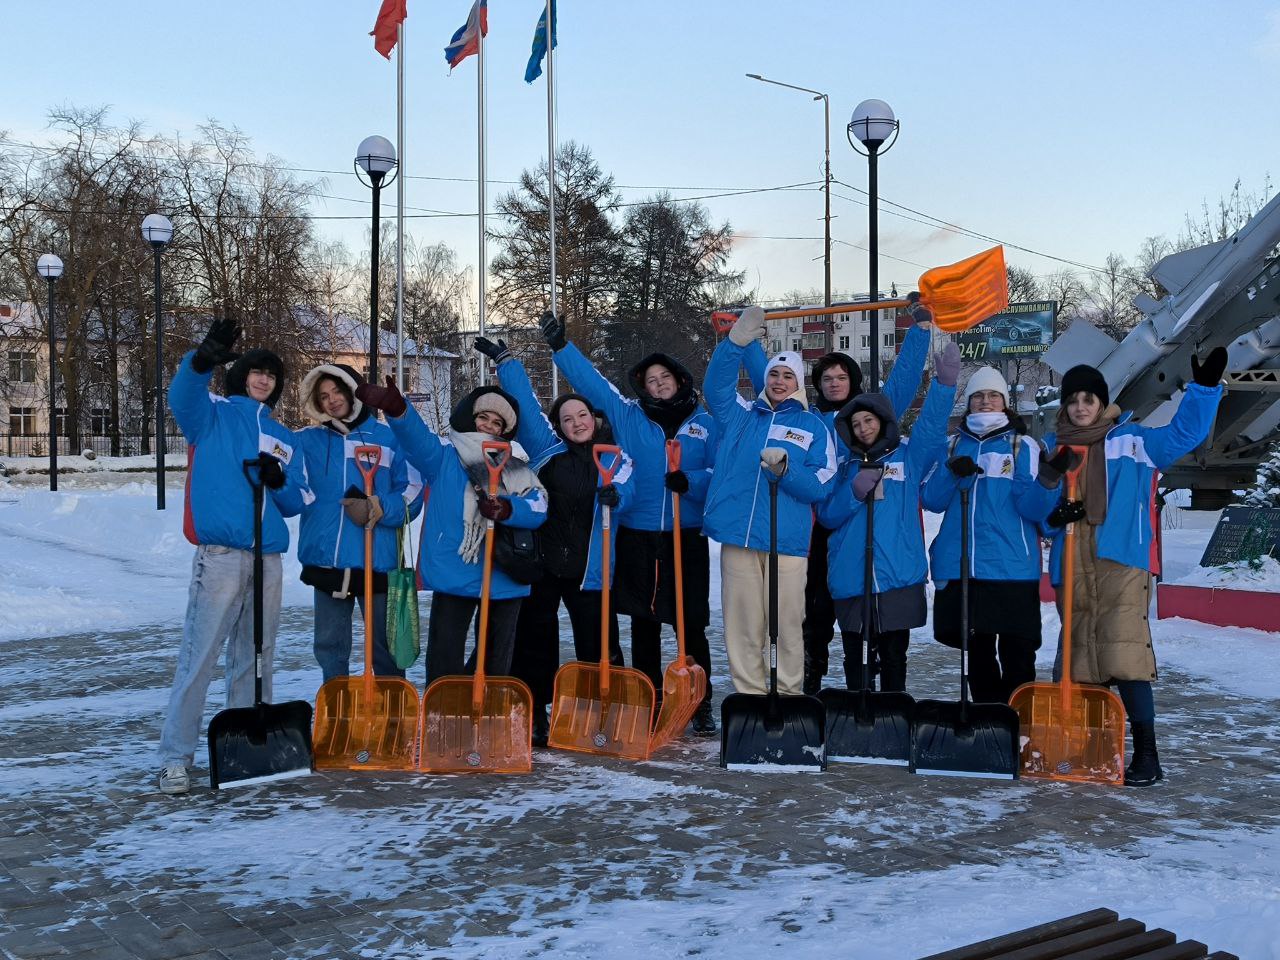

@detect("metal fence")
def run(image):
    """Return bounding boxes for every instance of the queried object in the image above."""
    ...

[0,434,188,459]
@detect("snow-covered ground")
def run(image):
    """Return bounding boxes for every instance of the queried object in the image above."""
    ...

[1,470,1277,958]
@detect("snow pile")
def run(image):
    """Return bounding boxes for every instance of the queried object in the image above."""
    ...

[1172,554,1280,589]
[0,452,188,475]
[0,484,310,641]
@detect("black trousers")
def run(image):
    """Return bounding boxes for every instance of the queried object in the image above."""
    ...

[631,618,713,706]
[841,629,910,693]
[965,632,1037,704]
[510,574,623,709]
[425,592,522,686]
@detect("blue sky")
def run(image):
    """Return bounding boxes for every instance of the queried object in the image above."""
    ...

[4,1,1279,302]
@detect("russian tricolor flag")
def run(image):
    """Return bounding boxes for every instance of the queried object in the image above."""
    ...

[444,0,488,70]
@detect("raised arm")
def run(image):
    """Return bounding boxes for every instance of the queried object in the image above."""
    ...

[491,346,561,464]
[168,353,216,444]
[884,322,931,419]
[904,375,956,479]
[1139,382,1224,470]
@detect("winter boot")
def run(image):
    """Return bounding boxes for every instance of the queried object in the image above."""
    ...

[532,704,550,749]
[1124,721,1163,787]
[690,701,718,737]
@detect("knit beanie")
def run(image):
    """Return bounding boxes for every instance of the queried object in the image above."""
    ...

[1060,364,1110,408]
[765,351,805,391]
[472,390,518,433]
[963,366,1010,410]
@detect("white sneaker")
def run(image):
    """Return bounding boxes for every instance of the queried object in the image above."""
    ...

[158,764,190,795]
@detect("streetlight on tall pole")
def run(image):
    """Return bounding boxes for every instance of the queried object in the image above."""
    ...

[141,214,174,510]
[36,254,63,492]
[847,98,899,391]
[746,73,832,348]
[355,136,399,383]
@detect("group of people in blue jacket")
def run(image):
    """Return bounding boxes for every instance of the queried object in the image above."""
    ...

[154,302,1226,795]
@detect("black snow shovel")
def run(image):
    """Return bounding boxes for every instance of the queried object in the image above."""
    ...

[819,461,915,765]
[207,459,314,789]
[720,473,825,771]
[911,480,1019,778]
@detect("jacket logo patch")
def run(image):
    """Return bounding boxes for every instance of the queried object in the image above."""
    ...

[767,423,814,450]
[679,422,708,440]
[881,462,904,481]
[260,434,293,464]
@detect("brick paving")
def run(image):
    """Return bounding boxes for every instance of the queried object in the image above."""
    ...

[1,604,1276,958]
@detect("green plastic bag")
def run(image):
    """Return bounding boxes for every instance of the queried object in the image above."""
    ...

[386,517,420,670]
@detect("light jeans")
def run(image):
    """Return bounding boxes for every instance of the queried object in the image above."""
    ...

[158,545,282,767]
[312,588,404,682]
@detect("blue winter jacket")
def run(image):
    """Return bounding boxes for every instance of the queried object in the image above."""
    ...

[700,338,836,557]
[170,352,310,554]
[496,356,637,590]
[552,343,716,531]
[387,403,548,600]
[1043,383,1223,582]
[818,380,954,599]
[295,416,424,574]
[743,322,932,456]
[921,422,1058,582]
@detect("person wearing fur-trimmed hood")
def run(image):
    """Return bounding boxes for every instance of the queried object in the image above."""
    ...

[356,375,549,685]
[295,363,424,684]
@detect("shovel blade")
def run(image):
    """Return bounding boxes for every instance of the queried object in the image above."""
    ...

[921,246,1009,333]
[719,692,825,771]
[649,657,708,753]
[819,688,915,766]
[208,700,314,789]
[312,676,421,771]
[418,675,533,774]
[548,661,655,761]
[1009,681,1126,785]
[911,699,1019,779]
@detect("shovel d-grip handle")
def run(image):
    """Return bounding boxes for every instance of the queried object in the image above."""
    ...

[665,438,681,472]
[710,310,739,334]
[353,444,382,494]
[481,440,510,497]
[592,443,621,485]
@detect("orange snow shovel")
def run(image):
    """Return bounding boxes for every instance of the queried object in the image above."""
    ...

[313,450,419,773]
[419,441,534,774]
[711,246,1008,334]
[650,440,709,752]
[313,445,421,771]
[1009,452,1126,785]
[549,444,656,761]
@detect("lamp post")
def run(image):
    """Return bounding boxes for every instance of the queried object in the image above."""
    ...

[847,98,899,391]
[355,136,399,383]
[36,254,63,491]
[141,213,174,510]
[747,73,832,349]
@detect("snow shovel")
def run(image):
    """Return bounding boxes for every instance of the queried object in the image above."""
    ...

[912,479,1019,779]
[549,444,656,761]
[819,461,915,765]
[720,472,825,771]
[420,440,534,773]
[650,439,709,752]
[208,459,314,789]
[312,445,420,771]
[711,246,1007,335]
[1010,454,1126,785]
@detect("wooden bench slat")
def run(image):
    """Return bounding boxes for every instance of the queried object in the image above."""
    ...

[1060,929,1179,960]
[995,920,1147,960]
[1131,939,1212,960]
[918,909,1121,960]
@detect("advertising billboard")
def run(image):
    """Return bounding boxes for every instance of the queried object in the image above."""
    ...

[956,300,1056,362]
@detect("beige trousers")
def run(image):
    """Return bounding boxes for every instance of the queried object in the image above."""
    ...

[720,543,808,695]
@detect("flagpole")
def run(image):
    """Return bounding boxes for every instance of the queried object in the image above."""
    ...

[395,19,406,390]
[477,8,488,386]
[545,0,558,400]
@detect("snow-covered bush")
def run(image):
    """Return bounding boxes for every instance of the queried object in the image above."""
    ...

[1242,443,1280,507]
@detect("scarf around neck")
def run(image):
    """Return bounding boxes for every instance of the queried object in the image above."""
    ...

[446,429,546,565]
[1055,404,1121,525]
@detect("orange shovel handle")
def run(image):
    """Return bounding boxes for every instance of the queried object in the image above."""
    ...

[593,444,622,695]
[666,439,687,663]
[352,445,382,689]
[474,440,511,711]
[1058,446,1088,709]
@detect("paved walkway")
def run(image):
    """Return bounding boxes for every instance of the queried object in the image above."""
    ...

[0,605,1275,959]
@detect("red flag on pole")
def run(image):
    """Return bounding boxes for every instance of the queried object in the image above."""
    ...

[371,0,407,59]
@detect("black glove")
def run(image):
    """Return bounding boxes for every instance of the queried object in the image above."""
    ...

[539,310,567,351]
[477,495,512,522]
[355,375,407,418]
[905,291,933,327]
[664,470,689,494]
[1046,499,1086,529]
[597,484,621,508]
[1038,446,1082,488]
[256,453,286,490]
[1191,346,1228,387]
[947,455,983,479]
[191,316,242,374]
[474,336,511,365]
